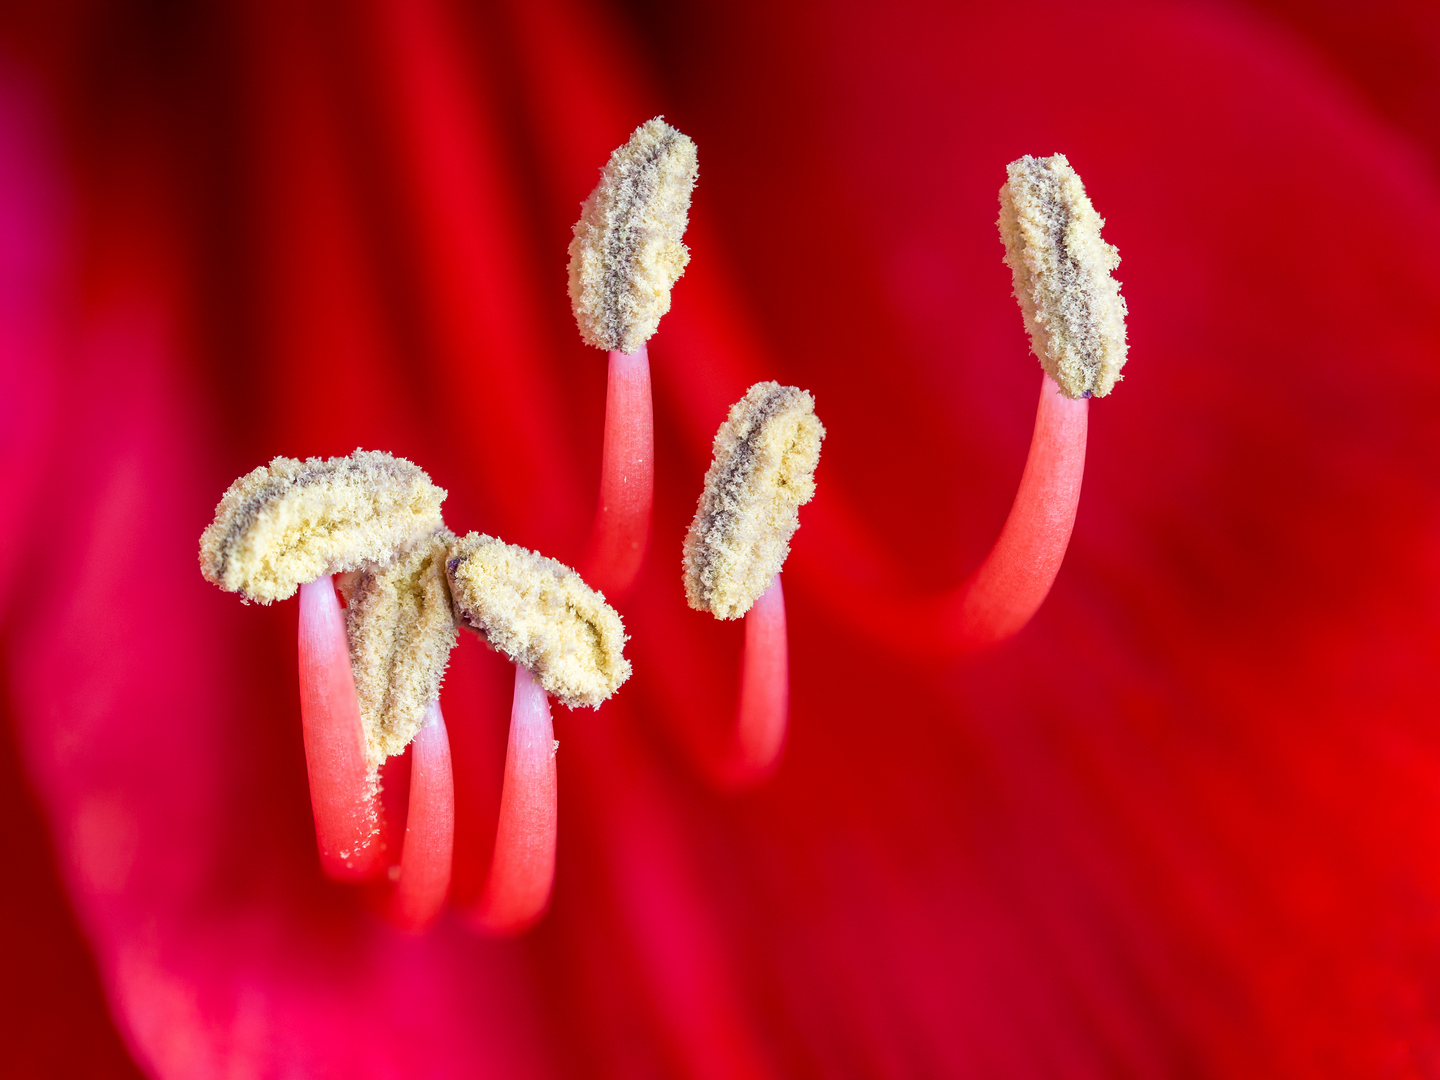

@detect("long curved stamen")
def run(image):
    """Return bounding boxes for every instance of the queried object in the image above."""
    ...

[788,375,1089,659]
[682,383,822,783]
[730,574,789,782]
[790,154,1119,659]
[924,151,1116,649]
[570,119,696,592]
[583,344,654,596]
[936,373,1088,651]
[297,575,384,881]
[390,699,456,931]
[472,663,557,934]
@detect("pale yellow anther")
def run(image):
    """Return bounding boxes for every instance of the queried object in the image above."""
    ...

[339,531,458,769]
[446,533,631,709]
[568,117,698,354]
[682,382,825,620]
[199,449,446,605]
[999,153,1128,399]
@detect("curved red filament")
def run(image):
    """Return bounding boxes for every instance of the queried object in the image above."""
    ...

[583,344,654,596]
[390,699,456,932]
[471,663,558,934]
[729,575,789,783]
[297,575,384,881]
[812,373,1088,657]
[937,373,1089,651]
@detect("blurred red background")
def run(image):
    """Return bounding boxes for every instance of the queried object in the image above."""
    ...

[2,1,1439,1077]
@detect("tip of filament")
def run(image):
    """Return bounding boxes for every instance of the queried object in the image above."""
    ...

[582,345,654,597]
[388,700,456,933]
[297,575,386,882]
[727,575,790,785]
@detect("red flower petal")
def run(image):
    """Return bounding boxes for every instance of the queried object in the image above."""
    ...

[3,1,1440,1076]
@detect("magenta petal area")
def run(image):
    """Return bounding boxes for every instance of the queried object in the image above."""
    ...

[3,1,1440,1078]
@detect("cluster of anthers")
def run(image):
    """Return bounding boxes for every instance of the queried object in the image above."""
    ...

[199,119,1126,935]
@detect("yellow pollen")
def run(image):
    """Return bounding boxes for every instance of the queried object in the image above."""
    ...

[998,153,1128,398]
[682,382,825,620]
[339,531,458,769]
[198,449,446,605]
[568,117,699,354]
[446,533,631,708]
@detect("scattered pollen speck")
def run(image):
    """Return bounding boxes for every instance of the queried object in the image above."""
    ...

[446,533,631,708]
[199,449,446,604]
[998,153,1127,399]
[683,382,825,620]
[568,117,698,354]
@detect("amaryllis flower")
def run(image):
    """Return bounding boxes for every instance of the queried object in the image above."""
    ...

[4,1,1440,1077]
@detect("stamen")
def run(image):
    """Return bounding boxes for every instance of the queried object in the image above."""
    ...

[921,154,1120,644]
[203,450,457,891]
[582,343,654,596]
[684,384,823,779]
[569,118,697,595]
[470,663,557,934]
[204,446,637,929]
[446,533,628,932]
[882,154,1120,653]
[389,699,456,932]
[297,575,384,881]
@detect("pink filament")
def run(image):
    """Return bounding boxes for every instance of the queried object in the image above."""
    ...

[729,575,789,783]
[811,373,1089,657]
[471,663,557,934]
[297,575,383,881]
[938,373,1089,651]
[389,700,456,932]
[583,344,654,596]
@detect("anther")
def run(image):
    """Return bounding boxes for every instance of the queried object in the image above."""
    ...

[998,153,1127,399]
[683,383,824,781]
[683,382,825,621]
[199,449,446,604]
[341,530,458,769]
[568,117,698,355]
[447,532,631,708]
